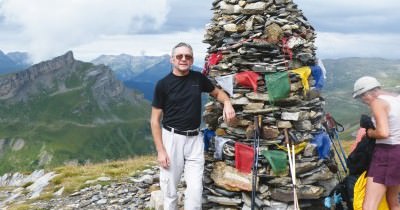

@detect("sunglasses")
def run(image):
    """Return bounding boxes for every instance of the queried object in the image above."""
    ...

[175,54,193,61]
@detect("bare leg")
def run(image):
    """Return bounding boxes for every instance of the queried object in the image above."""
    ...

[386,185,400,210]
[362,177,386,210]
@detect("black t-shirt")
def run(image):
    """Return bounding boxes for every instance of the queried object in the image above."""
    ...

[152,70,215,131]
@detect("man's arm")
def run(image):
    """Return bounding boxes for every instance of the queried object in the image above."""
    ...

[150,107,170,168]
[209,87,236,123]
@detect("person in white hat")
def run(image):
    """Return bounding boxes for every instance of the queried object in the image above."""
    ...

[353,76,400,210]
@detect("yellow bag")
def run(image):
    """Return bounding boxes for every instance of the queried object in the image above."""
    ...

[353,171,389,210]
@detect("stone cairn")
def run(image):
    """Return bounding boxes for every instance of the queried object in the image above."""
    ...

[201,0,339,209]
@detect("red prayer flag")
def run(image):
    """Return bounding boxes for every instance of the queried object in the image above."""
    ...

[235,142,254,174]
[208,51,223,65]
[235,71,259,92]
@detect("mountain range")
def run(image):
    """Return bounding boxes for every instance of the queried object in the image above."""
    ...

[322,57,400,137]
[1,51,399,174]
[92,54,201,100]
[94,54,400,136]
[0,51,152,174]
[91,54,170,81]
[0,50,32,74]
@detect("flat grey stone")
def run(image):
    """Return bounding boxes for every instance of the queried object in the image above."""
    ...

[207,195,242,206]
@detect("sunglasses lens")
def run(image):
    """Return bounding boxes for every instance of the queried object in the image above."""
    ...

[175,54,192,60]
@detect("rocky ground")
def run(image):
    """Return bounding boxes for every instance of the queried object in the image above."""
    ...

[0,166,165,210]
[0,163,333,210]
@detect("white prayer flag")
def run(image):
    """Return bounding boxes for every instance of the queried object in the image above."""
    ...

[215,74,234,96]
[317,58,327,79]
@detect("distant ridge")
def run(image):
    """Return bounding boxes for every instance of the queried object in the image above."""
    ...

[92,54,170,81]
[322,57,400,138]
[0,50,31,74]
[0,51,153,174]
[92,54,201,100]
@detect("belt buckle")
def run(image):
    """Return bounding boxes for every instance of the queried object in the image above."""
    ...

[184,129,198,136]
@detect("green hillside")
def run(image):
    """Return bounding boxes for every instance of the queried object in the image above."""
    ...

[0,52,153,174]
[322,57,400,139]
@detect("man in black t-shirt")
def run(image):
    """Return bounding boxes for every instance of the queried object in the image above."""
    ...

[150,42,235,209]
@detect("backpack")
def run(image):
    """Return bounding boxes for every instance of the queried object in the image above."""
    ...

[346,135,375,175]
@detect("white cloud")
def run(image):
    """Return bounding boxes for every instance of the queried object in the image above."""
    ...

[1,0,399,63]
[299,0,400,33]
[74,30,400,67]
[73,29,209,66]
[316,32,400,59]
[0,0,169,62]
[298,0,400,15]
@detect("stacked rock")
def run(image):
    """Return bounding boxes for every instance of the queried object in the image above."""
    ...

[201,0,339,209]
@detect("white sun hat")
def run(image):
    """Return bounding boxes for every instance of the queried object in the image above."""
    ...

[353,76,381,98]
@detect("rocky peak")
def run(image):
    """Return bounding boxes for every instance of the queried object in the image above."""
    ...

[27,51,75,75]
[0,51,77,102]
[0,50,152,176]
[0,50,147,109]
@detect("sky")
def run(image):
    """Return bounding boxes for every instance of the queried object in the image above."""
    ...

[0,0,399,65]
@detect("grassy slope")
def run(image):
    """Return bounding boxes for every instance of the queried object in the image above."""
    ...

[322,58,400,140]
[0,63,153,174]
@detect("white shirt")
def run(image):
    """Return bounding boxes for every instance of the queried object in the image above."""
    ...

[375,95,400,145]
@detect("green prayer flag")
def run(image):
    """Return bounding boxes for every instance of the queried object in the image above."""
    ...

[265,72,290,103]
[261,150,288,176]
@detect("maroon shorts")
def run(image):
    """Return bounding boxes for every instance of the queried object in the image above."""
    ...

[367,144,400,186]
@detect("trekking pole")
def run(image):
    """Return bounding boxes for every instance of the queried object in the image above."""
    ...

[329,151,343,183]
[329,137,347,177]
[292,144,300,210]
[326,113,348,169]
[251,115,260,210]
[332,129,348,169]
[285,128,300,210]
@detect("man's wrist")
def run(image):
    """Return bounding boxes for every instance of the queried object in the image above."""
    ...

[223,99,231,106]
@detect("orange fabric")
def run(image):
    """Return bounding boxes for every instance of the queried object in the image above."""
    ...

[235,71,259,92]
[350,128,366,153]
[235,142,254,174]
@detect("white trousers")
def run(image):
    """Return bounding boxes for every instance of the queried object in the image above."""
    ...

[160,128,204,210]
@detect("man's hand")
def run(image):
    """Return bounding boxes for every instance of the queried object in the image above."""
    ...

[223,100,236,123]
[360,114,375,129]
[157,148,170,169]
[209,88,236,123]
